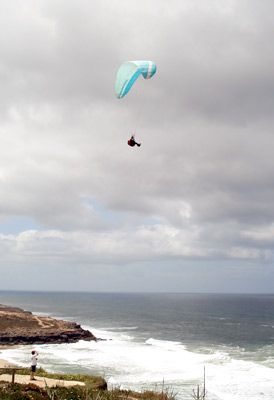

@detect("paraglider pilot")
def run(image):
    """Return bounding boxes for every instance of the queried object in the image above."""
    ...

[128,135,141,147]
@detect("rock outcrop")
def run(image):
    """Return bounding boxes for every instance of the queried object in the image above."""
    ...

[0,304,97,345]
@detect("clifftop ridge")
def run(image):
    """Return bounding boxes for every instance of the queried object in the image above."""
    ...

[0,304,97,345]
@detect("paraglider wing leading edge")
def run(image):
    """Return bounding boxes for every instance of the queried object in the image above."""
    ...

[115,61,157,99]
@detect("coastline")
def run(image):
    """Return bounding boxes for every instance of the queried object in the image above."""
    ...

[0,346,18,367]
[0,303,97,345]
[1,293,274,400]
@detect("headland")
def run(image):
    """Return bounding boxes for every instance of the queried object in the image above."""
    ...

[0,304,97,345]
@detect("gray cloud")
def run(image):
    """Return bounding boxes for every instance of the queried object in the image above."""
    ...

[0,0,274,292]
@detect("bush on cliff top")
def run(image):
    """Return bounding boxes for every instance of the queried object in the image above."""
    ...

[0,382,175,400]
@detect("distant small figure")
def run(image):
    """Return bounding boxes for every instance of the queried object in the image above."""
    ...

[30,350,38,380]
[128,135,141,147]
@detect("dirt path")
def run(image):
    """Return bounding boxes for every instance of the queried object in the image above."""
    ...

[0,373,85,388]
[33,315,55,329]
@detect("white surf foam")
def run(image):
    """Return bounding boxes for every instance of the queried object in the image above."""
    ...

[1,328,274,400]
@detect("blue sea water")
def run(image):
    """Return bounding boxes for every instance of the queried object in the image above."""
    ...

[0,291,273,399]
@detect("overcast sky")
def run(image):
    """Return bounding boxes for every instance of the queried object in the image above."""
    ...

[0,0,273,293]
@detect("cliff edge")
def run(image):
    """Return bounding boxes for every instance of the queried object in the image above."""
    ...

[0,304,97,345]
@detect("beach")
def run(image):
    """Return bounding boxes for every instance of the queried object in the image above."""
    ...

[0,357,17,368]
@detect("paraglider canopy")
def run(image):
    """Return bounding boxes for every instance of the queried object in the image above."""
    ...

[115,60,157,99]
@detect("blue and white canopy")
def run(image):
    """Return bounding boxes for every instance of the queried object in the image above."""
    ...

[115,60,157,99]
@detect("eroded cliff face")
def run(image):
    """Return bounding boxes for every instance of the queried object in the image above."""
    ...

[0,304,97,345]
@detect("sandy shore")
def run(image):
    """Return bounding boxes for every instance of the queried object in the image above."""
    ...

[0,358,18,368]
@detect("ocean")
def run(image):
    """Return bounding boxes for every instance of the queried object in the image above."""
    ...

[0,291,273,400]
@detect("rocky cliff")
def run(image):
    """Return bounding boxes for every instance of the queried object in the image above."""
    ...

[0,304,97,345]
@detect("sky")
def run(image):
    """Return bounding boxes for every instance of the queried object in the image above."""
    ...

[0,0,274,293]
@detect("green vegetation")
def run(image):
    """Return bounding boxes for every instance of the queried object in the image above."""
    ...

[0,382,175,400]
[0,367,106,389]
[0,368,176,400]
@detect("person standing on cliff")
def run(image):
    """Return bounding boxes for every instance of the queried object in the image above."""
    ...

[30,350,38,380]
